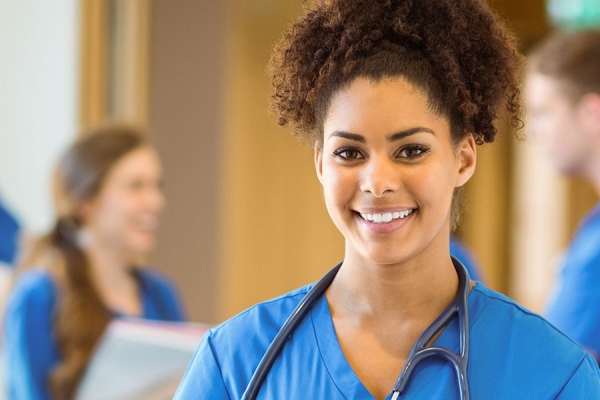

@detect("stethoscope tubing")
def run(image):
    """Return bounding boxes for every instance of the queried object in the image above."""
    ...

[241,258,470,400]
[392,257,470,399]
[241,262,342,400]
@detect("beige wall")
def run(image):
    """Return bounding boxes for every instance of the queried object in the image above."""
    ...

[217,1,344,319]
[149,0,225,323]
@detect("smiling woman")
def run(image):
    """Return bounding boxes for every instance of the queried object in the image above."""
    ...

[3,124,186,400]
[316,77,474,269]
[175,0,600,399]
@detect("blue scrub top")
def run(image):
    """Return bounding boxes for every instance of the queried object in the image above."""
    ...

[545,202,600,359]
[3,268,186,400]
[175,281,600,399]
[0,200,20,266]
[450,236,484,282]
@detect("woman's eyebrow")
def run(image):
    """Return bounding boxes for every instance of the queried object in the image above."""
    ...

[387,127,435,142]
[328,131,366,142]
[328,127,435,142]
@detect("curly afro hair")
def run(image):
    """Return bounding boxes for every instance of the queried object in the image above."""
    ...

[268,0,524,145]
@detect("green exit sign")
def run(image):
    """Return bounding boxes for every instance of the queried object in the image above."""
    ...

[548,0,600,29]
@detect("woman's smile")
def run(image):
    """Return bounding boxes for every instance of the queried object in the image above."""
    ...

[354,208,416,234]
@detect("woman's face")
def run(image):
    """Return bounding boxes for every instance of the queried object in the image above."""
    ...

[81,146,165,260]
[315,77,476,266]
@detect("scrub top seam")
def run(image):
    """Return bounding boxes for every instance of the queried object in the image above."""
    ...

[466,283,491,330]
[206,331,234,400]
[473,285,588,350]
[554,352,592,397]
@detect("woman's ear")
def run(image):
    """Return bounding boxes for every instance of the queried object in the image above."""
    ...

[455,134,477,188]
[314,143,324,185]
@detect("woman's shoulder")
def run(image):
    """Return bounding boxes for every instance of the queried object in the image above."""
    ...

[470,283,599,393]
[473,283,583,347]
[135,267,179,294]
[209,284,314,347]
[134,267,187,321]
[6,268,57,318]
[7,269,57,311]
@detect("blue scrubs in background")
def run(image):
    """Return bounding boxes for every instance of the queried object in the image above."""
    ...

[450,236,484,282]
[175,281,600,399]
[3,268,186,400]
[545,202,600,360]
[0,199,20,266]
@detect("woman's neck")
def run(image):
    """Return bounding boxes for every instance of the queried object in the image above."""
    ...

[326,244,459,326]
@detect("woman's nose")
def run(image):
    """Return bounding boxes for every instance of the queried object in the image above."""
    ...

[359,156,400,197]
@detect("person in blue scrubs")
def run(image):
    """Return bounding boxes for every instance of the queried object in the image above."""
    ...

[450,236,484,283]
[526,30,600,362]
[176,1,600,398]
[0,196,21,266]
[3,125,186,400]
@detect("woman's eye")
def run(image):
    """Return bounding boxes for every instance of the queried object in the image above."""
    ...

[398,145,429,159]
[333,148,365,161]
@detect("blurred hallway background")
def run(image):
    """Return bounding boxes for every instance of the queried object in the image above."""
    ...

[1,0,598,323]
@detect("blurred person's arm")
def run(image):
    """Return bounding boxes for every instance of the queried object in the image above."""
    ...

[0,200,20,266]
[3,270,60,400]
[544,247,600,363]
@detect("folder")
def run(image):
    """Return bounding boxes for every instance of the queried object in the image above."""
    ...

[74,318,210,400]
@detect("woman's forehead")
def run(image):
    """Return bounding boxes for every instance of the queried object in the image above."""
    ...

[324,77,449,135]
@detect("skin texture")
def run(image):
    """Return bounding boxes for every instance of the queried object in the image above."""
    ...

[315,77,476,399]
[80,146,165,316]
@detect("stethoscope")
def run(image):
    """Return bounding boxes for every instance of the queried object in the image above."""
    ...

[241,256,471,400]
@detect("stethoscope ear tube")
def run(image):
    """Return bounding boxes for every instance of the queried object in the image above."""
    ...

[240,262,342,400]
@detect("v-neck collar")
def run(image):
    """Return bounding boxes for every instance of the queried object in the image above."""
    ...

[310,283,486,399]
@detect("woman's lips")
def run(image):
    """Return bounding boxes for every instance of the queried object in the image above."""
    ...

[354,208,416,234]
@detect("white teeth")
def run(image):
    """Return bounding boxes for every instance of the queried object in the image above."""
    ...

[359,209,414,224]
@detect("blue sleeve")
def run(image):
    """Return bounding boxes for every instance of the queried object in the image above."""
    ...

[544,253,600,356]
[0,200,20,265]
[3,271,60,400]
[557,353,600,398]
[138,269,187,322]
[174,331,230,399]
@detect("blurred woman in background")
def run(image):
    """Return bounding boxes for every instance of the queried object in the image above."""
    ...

[3,124,186,400]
